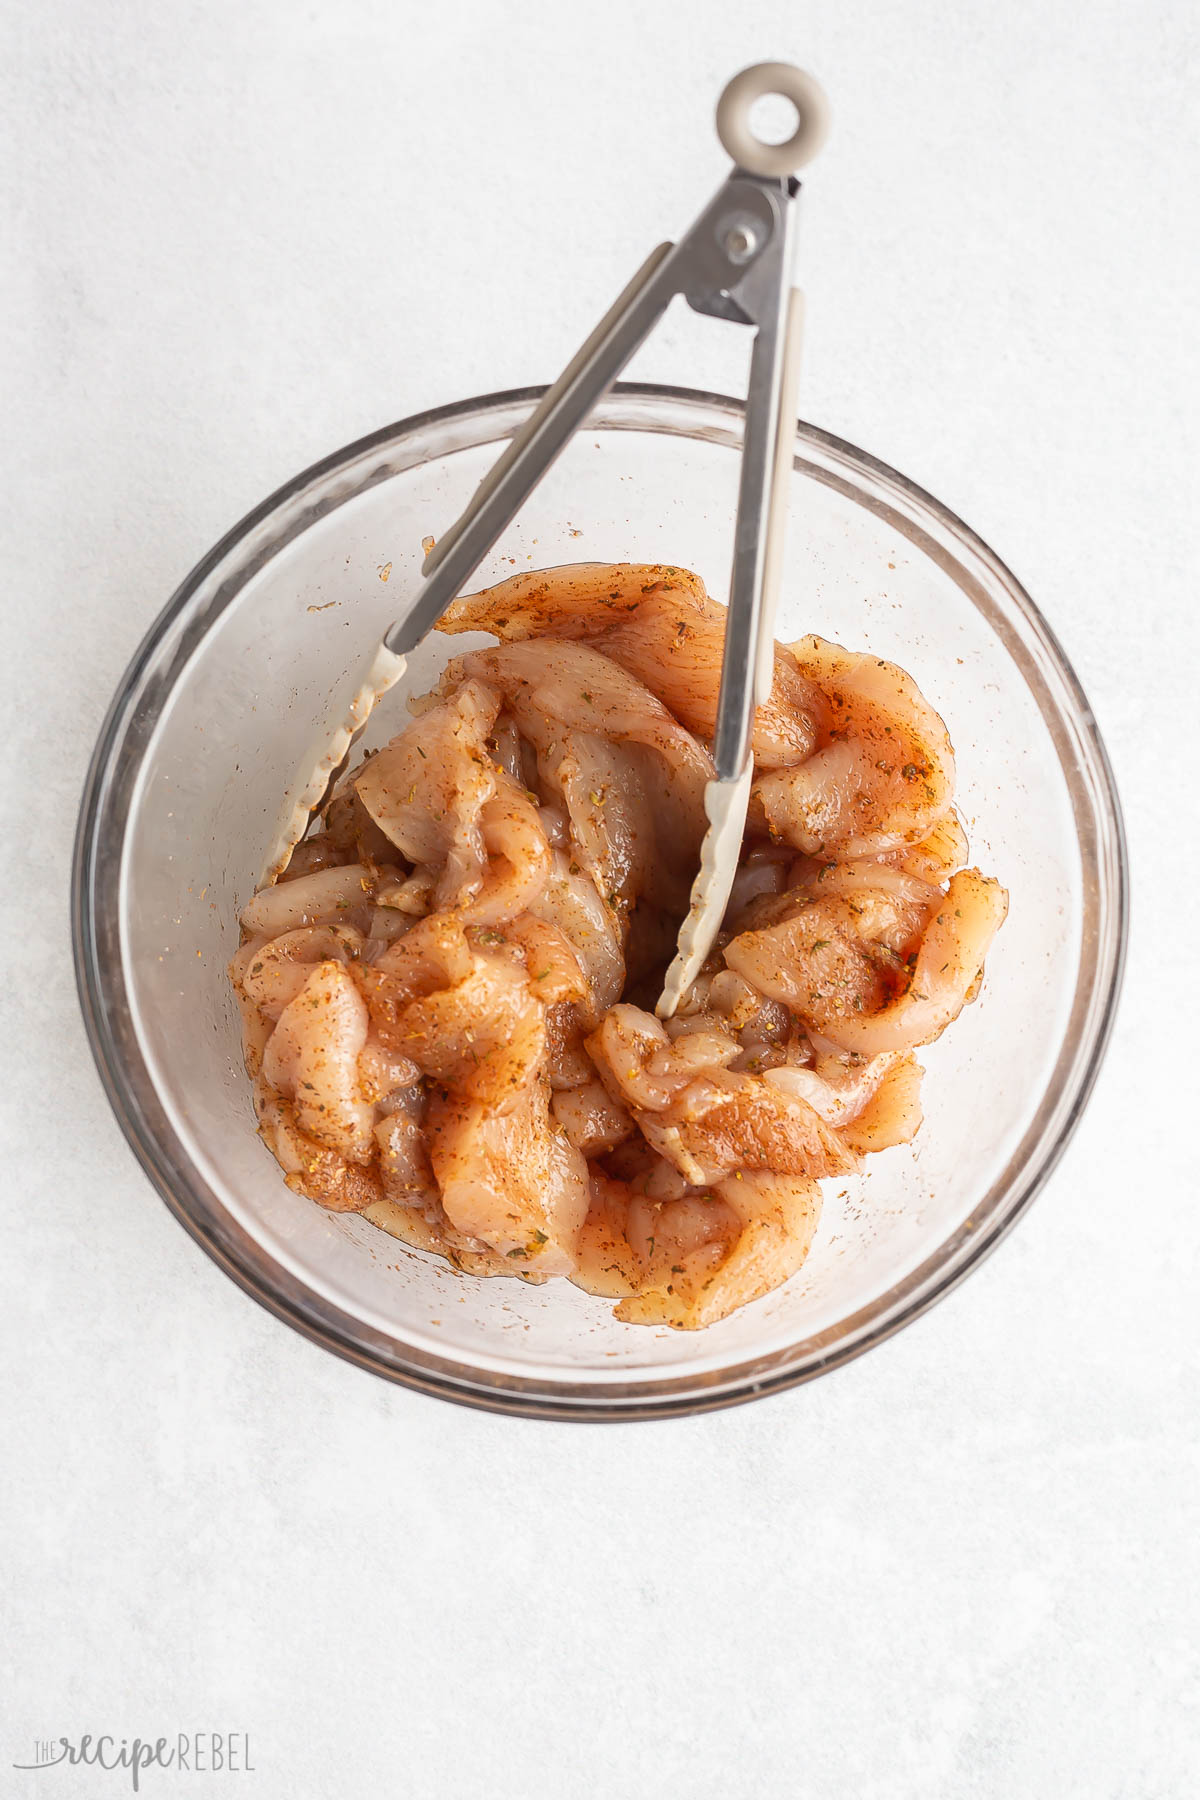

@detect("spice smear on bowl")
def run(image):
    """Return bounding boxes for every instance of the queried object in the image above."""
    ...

[229,564,1007,1329]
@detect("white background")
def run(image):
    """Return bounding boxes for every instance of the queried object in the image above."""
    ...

[3,1,1198,1795]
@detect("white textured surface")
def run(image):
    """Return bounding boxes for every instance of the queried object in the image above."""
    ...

[2,2,1197,1795]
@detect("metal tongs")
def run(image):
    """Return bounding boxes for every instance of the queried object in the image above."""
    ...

[262,61,829,1015]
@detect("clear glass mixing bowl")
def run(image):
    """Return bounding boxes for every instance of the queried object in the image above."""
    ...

[72,387,1126,1419]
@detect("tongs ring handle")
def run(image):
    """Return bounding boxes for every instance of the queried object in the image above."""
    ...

[716,63,830,178]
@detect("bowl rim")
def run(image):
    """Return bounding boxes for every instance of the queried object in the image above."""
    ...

[72,382,1128,1420]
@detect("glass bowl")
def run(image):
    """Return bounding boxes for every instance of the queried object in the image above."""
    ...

[72,386,1126,1419]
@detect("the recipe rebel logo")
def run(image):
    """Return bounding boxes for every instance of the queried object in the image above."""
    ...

[12,1733,255,1789]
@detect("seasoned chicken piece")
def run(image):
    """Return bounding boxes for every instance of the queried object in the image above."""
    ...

[893,810,969,883]
[357,1035,421,1106]
[380,948,546,1109]
[754,636,956,858]
[487,711,526,784]
[570,1165,822,1330]
[763,1051,903,1128]
[374,868,436,918]
[727,861,934,974]
[724,844,795,930]
[356,911,474,1035]
[624,1185,741,1285]
[569,1174,645,1298]
[672,969,800,1074]
[570,1171,740,1304]
[319,785,399,867]
[585,1004,740,1114]
[586,1005,856,1185]
[601,1134,694,1198]
[360,764,552,932]
[362,1194,549,1281]
[441,561,710,640]
[637,1071,858,1185]
[614,1171,823,1329]
[813,868,1008,1055]
[426,1080,589,1273]
[468,774,552,924]
[701,969,788,1035]
[261,961,375,1162]
[355,679,502,909]
[445,638,713,914]
[275,835,355,882]
[528,849,625,1011]
[447,638,713,797]
[543,731,663,913]
[726,868,1007,1055]
[789,857,940,944]
[506,914,596,1018]
[550,1079,634,1156]
[256,1087,381,1211]
[232,924,365,1020]
[240,863,379,937]
[364,907,414,951]
[439,562,829,766]
[373,1110,438,1205]
[724,891,912,1036]
[235,988,274,1078]
[838,1054,924,1153]
[543,1001,597,1090]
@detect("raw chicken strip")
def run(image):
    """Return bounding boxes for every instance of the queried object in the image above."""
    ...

[446,638,713,913]
[616,1171,822,1329]
[426,1081,589,1274]
[358,911,474,1014]
[374,1110,438,1206]
[259,961,375,1163]
[726,868,1008,1055]
[470,777,552,924]
[233,924,365,1020]
[754,636,956,857]
[723,893,902,1037]
[364,938,545,1109]
[586,1006,856,1185]
[571,1167,822,1330]
[838,1055,924,1154]
[362,1193,547,1281]
[636,1073,858,1185]
[569,1174,647,1299]
[240,863,379,937]
[529,849,625,1012]
[764,1050,904,1128]
[810,868,1008,1055]
[256,1089,382,1212]
[550,1080,634,1156]
[584,1004,739,1114]
[439,562,829,766]
[355,679,501,910]
[894,810,969,883]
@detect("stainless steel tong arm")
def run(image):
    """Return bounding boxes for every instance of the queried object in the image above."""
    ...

[257,63,827,895]
[385,168,797,669]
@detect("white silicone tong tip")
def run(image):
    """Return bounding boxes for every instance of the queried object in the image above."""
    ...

[257,641,407,888]
[657,769,754,1018]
